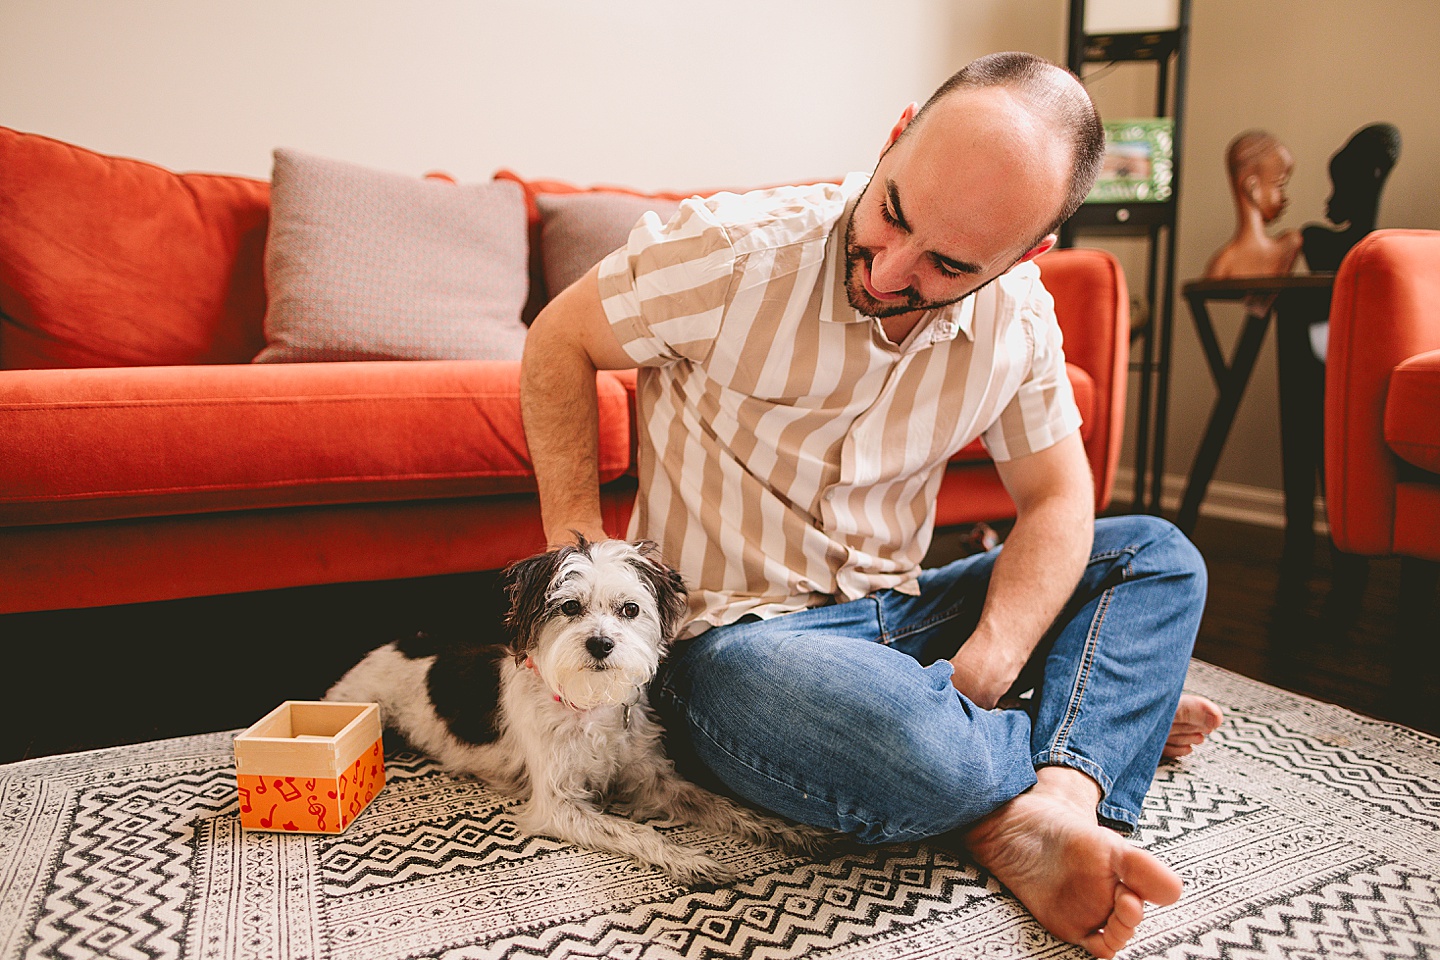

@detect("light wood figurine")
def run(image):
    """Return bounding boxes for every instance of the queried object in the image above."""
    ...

[1204,131,1302,280]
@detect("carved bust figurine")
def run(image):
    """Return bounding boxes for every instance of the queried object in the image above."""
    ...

[1301,123,1401,272]
[1204,131,1302,280]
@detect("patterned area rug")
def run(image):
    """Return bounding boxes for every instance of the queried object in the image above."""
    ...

[2,659,1438,960]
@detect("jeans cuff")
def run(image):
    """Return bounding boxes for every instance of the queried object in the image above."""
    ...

[1030,748,1135,831]
[1096,800,1139,835]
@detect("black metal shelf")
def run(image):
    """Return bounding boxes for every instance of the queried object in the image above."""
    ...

[1061,0,1190,516]
[1081,30,1181,63]
[1070,200,1176,230]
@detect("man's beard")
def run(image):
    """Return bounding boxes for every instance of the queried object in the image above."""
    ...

[841,202,976,319]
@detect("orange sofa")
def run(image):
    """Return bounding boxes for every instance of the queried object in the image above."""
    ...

[0,126,1128,615]
[1325,229,1440,563]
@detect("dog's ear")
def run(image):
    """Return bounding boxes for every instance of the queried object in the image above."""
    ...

[628,541,690,641]
[502,547,569,662]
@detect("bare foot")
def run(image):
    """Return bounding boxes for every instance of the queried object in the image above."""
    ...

[1163,695,1224,759]
[965,767,1182,958]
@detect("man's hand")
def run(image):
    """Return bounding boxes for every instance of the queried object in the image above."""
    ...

[948,631,1027,709]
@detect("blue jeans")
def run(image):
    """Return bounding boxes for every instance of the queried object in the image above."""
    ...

[650,515,1206,843]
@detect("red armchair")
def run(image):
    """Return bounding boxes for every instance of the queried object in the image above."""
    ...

[1325,229,1440,565]
[1325,227,1440,646]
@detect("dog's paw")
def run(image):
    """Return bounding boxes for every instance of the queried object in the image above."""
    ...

[656,849,742,887]
[726,807,835,856]
[770,821,836,857]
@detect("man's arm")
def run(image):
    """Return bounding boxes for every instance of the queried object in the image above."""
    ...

[948,430,1094,708]
[520,263,639,549]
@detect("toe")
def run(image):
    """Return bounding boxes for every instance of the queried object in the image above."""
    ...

[1115,845,1183,906]
[1080,930,1119,959]
[1090,889,1145,956]
[1114,887,1145,927]
[1185,695,1225,732]
[1101,919,1137,956]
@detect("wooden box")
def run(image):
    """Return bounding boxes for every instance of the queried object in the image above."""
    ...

[234,701,385,834]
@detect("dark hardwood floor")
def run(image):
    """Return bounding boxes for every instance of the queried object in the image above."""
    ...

[1180,514,1438,737]
[2,512,1435,764]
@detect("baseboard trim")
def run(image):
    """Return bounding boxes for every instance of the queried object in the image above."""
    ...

[1112,468,1329,533]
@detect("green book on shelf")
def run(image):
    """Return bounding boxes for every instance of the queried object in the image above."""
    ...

[1086,118,1174,203]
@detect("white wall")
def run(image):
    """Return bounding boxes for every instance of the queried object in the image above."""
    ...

[0,0,1057,188]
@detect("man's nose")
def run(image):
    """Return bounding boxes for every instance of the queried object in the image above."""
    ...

[869,245,917,294]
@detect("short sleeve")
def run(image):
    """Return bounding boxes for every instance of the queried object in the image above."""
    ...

[596,199,738,367]
[980,276,1083,461]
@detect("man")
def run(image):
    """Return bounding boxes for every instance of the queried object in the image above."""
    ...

[521,52,1221,958]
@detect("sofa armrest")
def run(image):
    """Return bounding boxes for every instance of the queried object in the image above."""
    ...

[1325,229,1440,555]
[1036,248,1129,510]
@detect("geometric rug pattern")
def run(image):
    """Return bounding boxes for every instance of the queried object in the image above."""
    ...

[2,659,1438,959]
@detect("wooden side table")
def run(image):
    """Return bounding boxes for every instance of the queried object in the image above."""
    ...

[1176,274,1335,550]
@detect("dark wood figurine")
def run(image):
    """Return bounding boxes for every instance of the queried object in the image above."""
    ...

[1301,123,1400,272]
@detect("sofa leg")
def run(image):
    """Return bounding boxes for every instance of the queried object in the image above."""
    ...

[1399,557,1438,626]
[1395,557,1439,731]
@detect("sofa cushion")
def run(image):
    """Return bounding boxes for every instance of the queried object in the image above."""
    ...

[0,362,633,526]
[1385,348,1440,474]
[255,149,531,363]
[494,170,699,323]
[0,126,270,369]
[494,171,841,321]
[537,193,682,300]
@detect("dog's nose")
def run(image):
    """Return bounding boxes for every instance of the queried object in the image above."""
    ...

[586,636,615,660]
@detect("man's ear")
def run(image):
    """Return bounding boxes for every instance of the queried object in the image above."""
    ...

[1017,234,1058,265]
[883,102,919,155]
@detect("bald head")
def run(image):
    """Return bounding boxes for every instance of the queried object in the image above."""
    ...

[1224,130,1294,224]
[1226,131,1287,182]
[902,53,1104,245]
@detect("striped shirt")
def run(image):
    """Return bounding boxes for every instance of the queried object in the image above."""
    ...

[597,173,1081,635]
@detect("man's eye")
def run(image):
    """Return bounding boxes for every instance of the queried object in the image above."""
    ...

[880,200,900,226]
[620,602,640,619]
[561,600,582,616]
[934,259,965,278]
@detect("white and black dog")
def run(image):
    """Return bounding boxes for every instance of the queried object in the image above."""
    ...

[326,537,826,884]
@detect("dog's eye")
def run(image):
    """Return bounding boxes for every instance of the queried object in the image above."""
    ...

[620,601,640,619]
[560,599,582,617]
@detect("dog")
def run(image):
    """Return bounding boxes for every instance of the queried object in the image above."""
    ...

[326,537,826,884]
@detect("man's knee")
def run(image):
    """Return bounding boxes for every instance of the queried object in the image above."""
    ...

[1096,515,1207,595]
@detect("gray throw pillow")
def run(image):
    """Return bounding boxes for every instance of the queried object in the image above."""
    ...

[536,193,683,301]
[255,148,530,362]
